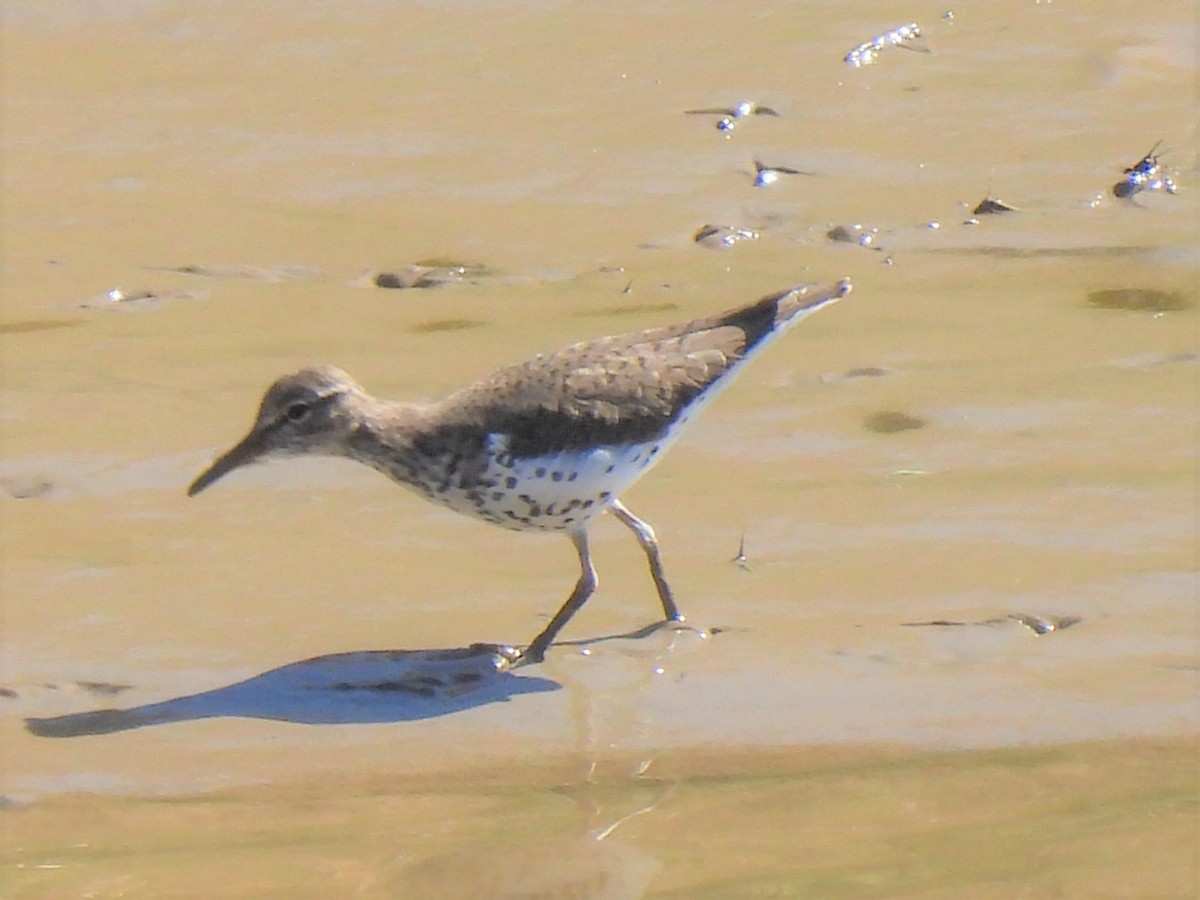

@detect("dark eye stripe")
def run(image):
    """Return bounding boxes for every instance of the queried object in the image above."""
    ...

[277,390,339,426]
[285,403,310,421]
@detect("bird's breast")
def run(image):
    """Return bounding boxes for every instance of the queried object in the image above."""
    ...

[421,432,678,533]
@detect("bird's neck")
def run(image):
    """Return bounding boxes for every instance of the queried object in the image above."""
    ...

[341,400,440,488]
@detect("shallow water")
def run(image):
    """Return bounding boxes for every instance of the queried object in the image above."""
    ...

[2,0,1197,895]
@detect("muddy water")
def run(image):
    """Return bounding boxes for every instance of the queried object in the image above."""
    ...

[2,1,1197,896]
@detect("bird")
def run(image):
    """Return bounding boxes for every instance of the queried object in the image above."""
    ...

[187,278,852,662]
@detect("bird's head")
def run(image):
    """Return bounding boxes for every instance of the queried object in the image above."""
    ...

[187,365,366,496]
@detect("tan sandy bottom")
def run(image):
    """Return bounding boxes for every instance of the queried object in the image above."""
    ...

[2,0,1197,896]
[5,739,1195,899]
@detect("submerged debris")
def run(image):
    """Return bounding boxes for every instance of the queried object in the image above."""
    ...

[730,533,750,570]
[902,615,1082,634]
[152,264,322,281]
[686,101,779,133]
[357,267,452,289]
[74,681,134,697]
[864,410,925,433]
[79,288,201,311]
[821,365,898,384]
[353,260,489,290]
[1086,288,1190,313]
[973,196,1018,215]
[753,160,812,187]
[102,288,155,304]
[1009,614,1082,635]
[1,477,53,499]
[1113,142,1178,199]
[407,319,487,334]
[693,223,760,249]
[844,22,927,67]
[826,223,880,248]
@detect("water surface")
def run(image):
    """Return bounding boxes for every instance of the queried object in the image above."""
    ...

[2,1,1196,895]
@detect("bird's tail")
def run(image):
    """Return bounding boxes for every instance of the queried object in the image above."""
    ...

[718,277,851,360]
[773,277,853,328]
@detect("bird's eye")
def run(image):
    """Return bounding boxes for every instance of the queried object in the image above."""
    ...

[285,402,311,423]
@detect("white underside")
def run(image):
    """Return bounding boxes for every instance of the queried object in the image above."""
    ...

[436,432,678,532]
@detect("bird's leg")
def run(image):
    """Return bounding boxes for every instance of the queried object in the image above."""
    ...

[523,529,597,663]
[608,499,685,623]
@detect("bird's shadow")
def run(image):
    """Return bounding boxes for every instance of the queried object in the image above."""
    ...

[25,644,559,739]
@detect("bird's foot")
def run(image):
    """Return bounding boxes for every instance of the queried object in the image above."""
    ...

[513,642,548,668]
[515,615,699,667]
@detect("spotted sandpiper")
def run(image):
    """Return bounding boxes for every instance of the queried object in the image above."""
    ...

[188,278,851,662]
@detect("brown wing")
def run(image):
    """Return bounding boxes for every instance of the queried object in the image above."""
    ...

[428,281,847,457]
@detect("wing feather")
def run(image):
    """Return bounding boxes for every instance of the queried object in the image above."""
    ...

[426,281,847,457]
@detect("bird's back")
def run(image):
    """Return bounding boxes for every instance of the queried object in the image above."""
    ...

[430,279,851,457]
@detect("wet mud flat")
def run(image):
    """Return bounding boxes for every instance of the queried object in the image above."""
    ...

[3,0,1198,897]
